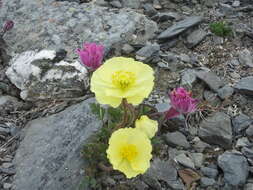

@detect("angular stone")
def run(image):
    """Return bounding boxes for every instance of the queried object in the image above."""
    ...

[0,0,157,58]
[238,49,253,67]
[121,44,134,54]
[0,95,23,112]
[200,177,216,187]
[189,153,203,169]
[196,71,224,92]
[218,151,249,186]
[192,137,212,153]
[217,85,234,99]
[121,0,140,9]
[234,76,253,96]
[201,167,218,178]
[241,147,253,159]
[198,112,232,149]
[136,43,160,62]
[246,125,253,137]
[13,99,102,190]
[143,158,184,189]
[164,131,190,149]
[158,16,203,39]
[244,183,253,190]
[232,114,253,135]
[180,69,197,88]
[186,29,208,48]
[175,153,195,169]
[6,50,88,101]
[236,137,251,148]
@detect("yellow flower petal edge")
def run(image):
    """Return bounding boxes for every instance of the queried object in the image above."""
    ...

[135,115,158,139]
[90,57,154,107]
[106,128,152,178]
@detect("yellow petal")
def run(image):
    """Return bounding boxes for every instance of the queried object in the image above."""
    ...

[106,128,153,178]
[135,115,158,139]
[90,57,155,107]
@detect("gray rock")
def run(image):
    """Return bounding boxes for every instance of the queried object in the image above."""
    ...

[217,85,234,99]
[0,95,23,112]
[196,71,224,92]
[190,153,203,169]
[232,1,240,7]
[241,147,253,159]
[110,0,122,8]
[121,44,134,54]
[219,3,236,16]
[232,114,253,135]
[203,90,221,107]
[133,180,149,190]
[155,101,171,113]
[3,183,12,189]
[201,167,218,178]
[6,50,88,101]
[164,131,190,149]
[218,151,249,186]
[244,183,253,190]
[192,137,212,152]
[238,49,253,67]
[136,43,160,62]
[180,69,197,88]
[246,125,253,137]
[234,76,253,96]
[0,1,157,58]
[200,177,216,187]
[186,29,208,48]
[174,153,195,169]
[158,16,203,39]
[0,167,16,175]
[152,12,182,22]
[143,158,184,190]
[121,0,140,9]
[13,99,102,190]
[198,112,232,149]
[143,3,157,17]
[0,125,10,136]
[179,53,191,63]
[236,137,251,148]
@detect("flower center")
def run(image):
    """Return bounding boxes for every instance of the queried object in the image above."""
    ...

[120,144,138,161]
[112,70,136,90]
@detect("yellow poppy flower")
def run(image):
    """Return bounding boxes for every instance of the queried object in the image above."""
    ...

[90,57,154,108]
[135,115,158,139]
[106,128,152,178]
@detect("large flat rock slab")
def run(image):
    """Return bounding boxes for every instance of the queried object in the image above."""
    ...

[13,99,102,190]
[0,0,157,58]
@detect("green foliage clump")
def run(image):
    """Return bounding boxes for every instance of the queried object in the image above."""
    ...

[209,21,232,37]
[82,104,123,177]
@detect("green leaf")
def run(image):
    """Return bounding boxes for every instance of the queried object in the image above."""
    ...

[89,103,105,121]
[209,21,232,37]
[107,107,122,123]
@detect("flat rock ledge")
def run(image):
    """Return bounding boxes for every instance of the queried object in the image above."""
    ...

[12,98,102,190]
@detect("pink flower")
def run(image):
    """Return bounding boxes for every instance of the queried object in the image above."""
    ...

[165,87,198,119]
[3,20,14,33]
[77,43,104,70]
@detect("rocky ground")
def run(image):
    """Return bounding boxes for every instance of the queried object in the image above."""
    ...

[0,0,253,189]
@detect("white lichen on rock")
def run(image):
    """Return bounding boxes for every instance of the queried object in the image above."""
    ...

[6,50,88,101]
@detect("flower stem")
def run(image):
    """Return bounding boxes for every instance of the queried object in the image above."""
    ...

[115,99,128,130]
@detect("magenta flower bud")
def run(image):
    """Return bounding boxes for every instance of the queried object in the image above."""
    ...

[76,42,104,71]
[165,87,198,119]
[3,20,14,33]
